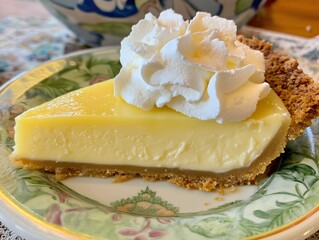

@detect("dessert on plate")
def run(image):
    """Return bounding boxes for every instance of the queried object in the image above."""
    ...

[11,10,319,191]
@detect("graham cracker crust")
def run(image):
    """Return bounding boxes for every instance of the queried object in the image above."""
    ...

[238,36,319,140]
[12,118,288,191]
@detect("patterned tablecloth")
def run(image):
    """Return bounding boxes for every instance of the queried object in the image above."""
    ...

[1,15,319,240]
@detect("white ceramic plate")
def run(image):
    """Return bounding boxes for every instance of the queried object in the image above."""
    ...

[1,47,319,240]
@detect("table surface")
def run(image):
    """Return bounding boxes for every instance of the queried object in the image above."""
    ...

[0,0,319,239]
[248,0,319,37]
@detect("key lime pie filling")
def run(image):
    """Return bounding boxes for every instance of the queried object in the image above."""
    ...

[11,10,319,191]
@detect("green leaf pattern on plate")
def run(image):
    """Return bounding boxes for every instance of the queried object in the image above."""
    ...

[1,48,319,239]
[111,187,179,216]
[25,56,121,101]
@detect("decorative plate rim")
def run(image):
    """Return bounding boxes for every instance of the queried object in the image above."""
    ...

[1,47,319,240]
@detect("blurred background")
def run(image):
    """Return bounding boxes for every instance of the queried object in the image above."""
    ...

[1,0,318,86]
[1,0,318,37]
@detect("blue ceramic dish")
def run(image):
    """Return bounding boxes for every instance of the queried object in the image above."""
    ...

[40,0,265,46]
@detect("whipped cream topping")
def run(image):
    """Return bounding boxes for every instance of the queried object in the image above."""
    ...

[114,9,270,122]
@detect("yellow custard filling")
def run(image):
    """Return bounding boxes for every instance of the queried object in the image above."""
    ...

[12,79,290,173]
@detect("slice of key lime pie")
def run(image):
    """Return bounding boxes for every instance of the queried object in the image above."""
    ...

[11,10,319,191]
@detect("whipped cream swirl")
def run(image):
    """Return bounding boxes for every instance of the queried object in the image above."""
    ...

[114,9,270,123]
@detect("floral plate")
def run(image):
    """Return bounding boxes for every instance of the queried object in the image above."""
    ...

[1,46,319,240]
